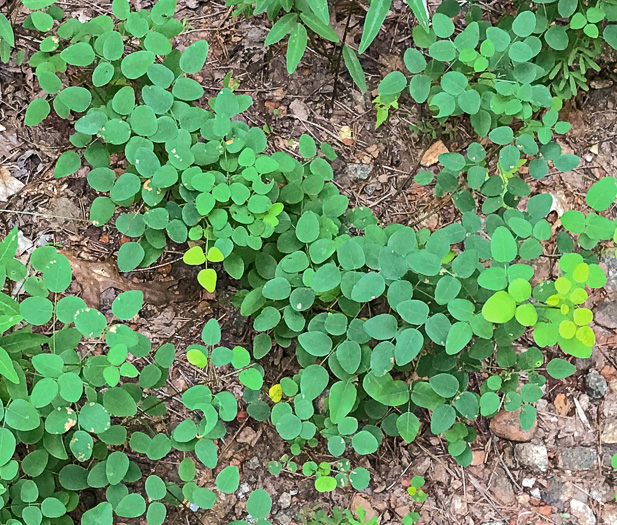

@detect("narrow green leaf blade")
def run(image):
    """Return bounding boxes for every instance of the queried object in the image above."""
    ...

[359,0,392,54]
[342,45,367,92]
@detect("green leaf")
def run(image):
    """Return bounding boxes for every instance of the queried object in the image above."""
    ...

[116,494,146,518]
[546,358,576,379]
[586,177,617,211]
[22,0,55,8]
[201,318,221,345]
[545,25,569,50]
[315,476,337,492]
[308,0,329,24]
[431,404,456,434]
[359,0,392,53]
[41,498,66,518]
[352,429,379,454]
[396,411,420,443]
[432,13,455,38]
[104,387,137,417]
[117,242,145,272]
[25,98,50,126]
[0,346,18,383]
[287,23,308,74]
[512,10,536,37]
[0,428,16,467]
[112,290,143,320]
[491,226,517,262]
[216,466,240,494]
[300,12,339,42]
[60,42,95,66]
[407,0,430,31]
[5,399,40,431]
[378,71,407,96]
[429,373,459,398]
[0,14,15,47]
[247,489,272,519]
[265,14,298,46]
[604,25,617,50]
[106,451,129,485]
[482,291,516,324]
[342,45,367,92]
[112,0,130,19]
[54,151,81,178]
[121,50,155,79]
[329,380,357,424]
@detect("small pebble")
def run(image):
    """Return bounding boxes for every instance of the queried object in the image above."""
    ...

[586,370,608,399]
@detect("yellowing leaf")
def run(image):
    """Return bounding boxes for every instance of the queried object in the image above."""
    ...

[269,384,283,403]
[187,349,207,368]
[206,247,224,263]
[184,246,206,265]
[197,268,217,292]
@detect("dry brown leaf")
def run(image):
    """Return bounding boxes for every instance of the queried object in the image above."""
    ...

[62,252,177,308]
[554,393,572,417]
[0,168,24,201]
[420,141,449,166]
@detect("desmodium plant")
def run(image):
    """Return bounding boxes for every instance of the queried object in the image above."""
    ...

[20,0,617,511]
[0,227,277,524]
[1,0,69,64]
[376,0,617,212]
[25,0,336,292]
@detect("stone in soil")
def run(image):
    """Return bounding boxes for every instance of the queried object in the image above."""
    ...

[570,499,597,525]
[585,370,608,399]
[515,442,549,471]
[601,252,617,295]
[490,467,516,505]
[601,421,617,444]
[541,477,573,511]
[345,163,373,180]
[595,302,617,329]
[490,409,537,441]
[558,447,596,470]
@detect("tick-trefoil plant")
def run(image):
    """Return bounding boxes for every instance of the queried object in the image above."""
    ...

[0,228,250,524]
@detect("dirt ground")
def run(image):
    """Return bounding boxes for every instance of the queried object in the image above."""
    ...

[2,0,617,524]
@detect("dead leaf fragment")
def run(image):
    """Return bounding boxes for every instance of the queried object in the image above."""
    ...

[420,141,449,166]
[62,252,177,307]
[0,168,25,201]
[554,393,572,417]
[339,125,353,146]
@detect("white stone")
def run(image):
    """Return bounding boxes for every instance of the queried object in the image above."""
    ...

[570,499,596,525]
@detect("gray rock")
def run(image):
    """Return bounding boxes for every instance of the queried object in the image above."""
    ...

[541,477,573,511]
[346,163,373,180]
[570,499,596,525]
[595,302,617,329]
[515,442,549,471]
[275,512,293,525]
[586,370,608,398]
[246,456,260,470]
[490,467,516,504]
[278,492,291,509]
[559,447,597,470]
[364,184,376,196]
[275,509,296,525]
[601,252,617,295]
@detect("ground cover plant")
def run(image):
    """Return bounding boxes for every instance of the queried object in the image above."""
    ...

[0,227,276,523]
[3,0,617,522]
